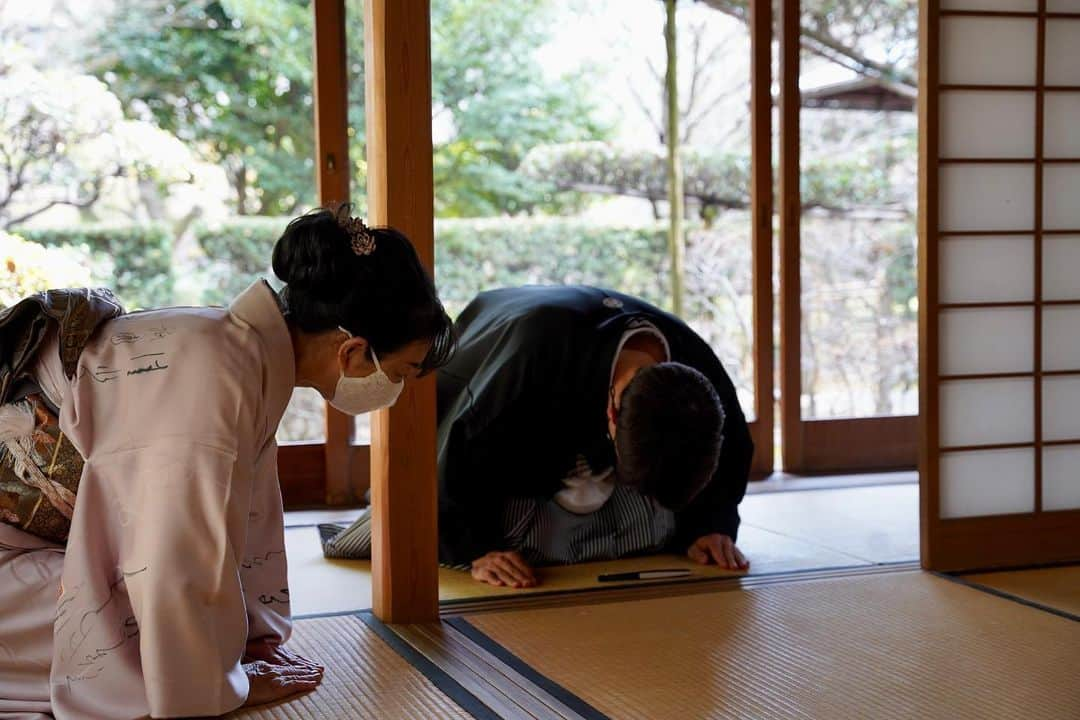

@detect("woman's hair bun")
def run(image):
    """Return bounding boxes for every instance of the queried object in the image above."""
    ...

[271,205,354,299]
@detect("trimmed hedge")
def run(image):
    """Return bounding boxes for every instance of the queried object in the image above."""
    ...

[16,223,173,310]
[192,216,677,314]
[520,142,904,214]
[435,217,672,315]
[193,216,290,306]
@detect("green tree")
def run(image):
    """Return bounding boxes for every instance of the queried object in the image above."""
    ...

[95,0,316,216]
[94,0,610,219]
[429,0,612,216]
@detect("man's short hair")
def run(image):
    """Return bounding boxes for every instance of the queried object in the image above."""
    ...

[614,362,725,511]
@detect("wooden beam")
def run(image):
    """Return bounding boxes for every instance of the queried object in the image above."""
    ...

[313,0,357,506]
[778,0,803,471]
[750,0,774,475]
[364,0,439,624]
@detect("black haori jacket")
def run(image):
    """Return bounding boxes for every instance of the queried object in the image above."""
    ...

[436,285,754,566]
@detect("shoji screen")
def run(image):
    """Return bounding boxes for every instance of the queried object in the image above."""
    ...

[920,0,1080,570]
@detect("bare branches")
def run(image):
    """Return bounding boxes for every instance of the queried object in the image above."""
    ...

[694,0,917,91]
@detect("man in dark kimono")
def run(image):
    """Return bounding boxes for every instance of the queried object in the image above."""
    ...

[437,285,753,587]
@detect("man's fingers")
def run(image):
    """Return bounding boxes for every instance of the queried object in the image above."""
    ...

[504,553,536,581]
[477,568,505,586]
[721,544,738,569]
[704,540,727,567]
[493,558,533,586]
[734,546,750,569]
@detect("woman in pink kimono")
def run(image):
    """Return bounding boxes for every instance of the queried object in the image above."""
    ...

[0,206,454,719]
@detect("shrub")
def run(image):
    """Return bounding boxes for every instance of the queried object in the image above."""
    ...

[0,231,98,308]
[193,216,289,306]
[520,142,905,216]
[16,223,173,309]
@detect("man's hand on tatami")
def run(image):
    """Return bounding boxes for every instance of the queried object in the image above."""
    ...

[688,533,750,571]
[471,550,538,588]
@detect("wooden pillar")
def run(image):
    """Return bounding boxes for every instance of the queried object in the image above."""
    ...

[364,0,439,623]
[749,0,774,475]
[313,0,356,505]
[778,0,802,471]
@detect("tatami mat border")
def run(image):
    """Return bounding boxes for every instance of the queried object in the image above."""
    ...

[446,617,611,720]
[937,572,1080,623]
[438,560,921,616]
[356,612,502,720]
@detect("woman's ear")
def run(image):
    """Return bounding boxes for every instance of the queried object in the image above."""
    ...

[337,333,371,374]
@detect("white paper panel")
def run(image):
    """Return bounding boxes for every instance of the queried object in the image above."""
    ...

[940,308,1033,375]
[941,0,1036,8]
[1042,445,1080,511]
[940,378,1034,447]
[1042,236,1080,300]
[1042,307,1080,371]
[1045,20,1080,86]
[1044,94,1080,159]
[941,18,1037,86]
[940,164,1034,232]
[1044,165,1080,230]
[941,92,1035,158]
[940,237,1034,303]
[1047,0,1080,9]
[940,448,1035,518]
[1042,376,1080,440]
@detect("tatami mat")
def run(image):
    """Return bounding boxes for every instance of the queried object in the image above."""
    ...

[459,571,1080,720]
[286,522,877,616]
[227,614,476,720]
[963,565,1080,618]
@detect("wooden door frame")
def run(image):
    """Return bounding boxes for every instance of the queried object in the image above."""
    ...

[778,0,917,474]
[919,0,1080,571]
[749,0,775,477]
[278,0,371,510]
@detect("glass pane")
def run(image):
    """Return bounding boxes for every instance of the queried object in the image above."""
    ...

[940,448,1035,519]
[940,18,1037,86]
[939,308,1033,376]
[278,387,327,444]
[939,236,1034,304]
[940,378,1034,447]
[798,2,918,419]
[430,0,757,416]
[4,0,326,442]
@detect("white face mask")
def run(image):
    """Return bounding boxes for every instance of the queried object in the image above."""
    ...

[329,329,405,415]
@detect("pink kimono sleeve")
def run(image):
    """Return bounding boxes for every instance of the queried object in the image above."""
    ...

[240,439,292,651]
[52,441,252,719]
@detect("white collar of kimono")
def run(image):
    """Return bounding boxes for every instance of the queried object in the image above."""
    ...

[228,280,296,429]
[609,321,671,385]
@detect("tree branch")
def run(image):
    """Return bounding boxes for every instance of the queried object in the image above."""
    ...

[693,0,916,89]
[4,178,108,230]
